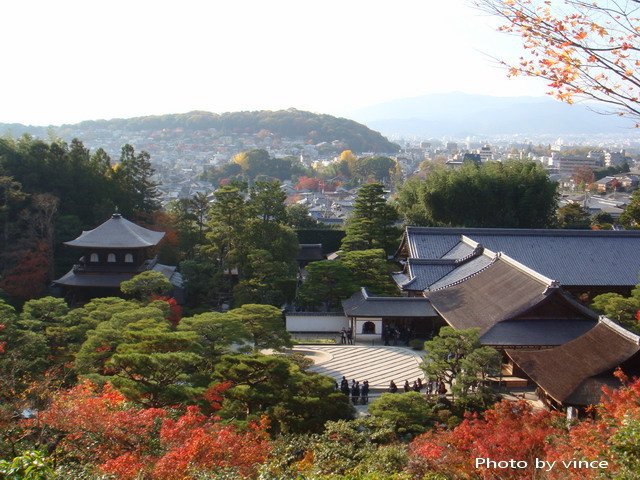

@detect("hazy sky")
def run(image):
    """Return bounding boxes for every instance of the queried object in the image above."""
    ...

[2,0,550,125]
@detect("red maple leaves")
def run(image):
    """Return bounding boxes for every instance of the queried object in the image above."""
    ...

[39,381,271,479]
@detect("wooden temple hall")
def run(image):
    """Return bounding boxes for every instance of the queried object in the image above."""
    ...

[338,226,640,411]
[52,213,183,303]
[343,250,599,351]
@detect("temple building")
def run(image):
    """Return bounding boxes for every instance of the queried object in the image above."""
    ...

[52,213,182,303]
[342,250,599,349]
[507,318,640,410]
[423,252,599,350]
[395,227,640,298]
[288,225,640,412]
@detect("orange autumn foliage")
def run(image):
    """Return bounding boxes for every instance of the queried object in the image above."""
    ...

[477,0,640,123]
[411,375,640,479]
[544,370,640,479]
[410,400,563,479]
[39,381,271,479]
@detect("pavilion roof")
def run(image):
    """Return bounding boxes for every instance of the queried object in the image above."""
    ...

[53,263,181,288]
[65,213,165,249]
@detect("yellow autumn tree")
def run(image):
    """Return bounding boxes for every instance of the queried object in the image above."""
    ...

[339,150,358,176]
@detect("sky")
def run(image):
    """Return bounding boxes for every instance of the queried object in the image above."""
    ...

[1,0,551,125]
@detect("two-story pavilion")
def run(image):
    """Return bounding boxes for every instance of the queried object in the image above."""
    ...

[53,213,182,303]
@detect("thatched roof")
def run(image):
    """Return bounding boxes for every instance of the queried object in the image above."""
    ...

[508,318,640,406]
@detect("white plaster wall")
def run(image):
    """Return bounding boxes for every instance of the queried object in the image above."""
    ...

[286,314,348,332]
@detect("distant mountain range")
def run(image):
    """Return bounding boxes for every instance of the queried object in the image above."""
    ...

[348,92,636,137]
[0,109,399,153]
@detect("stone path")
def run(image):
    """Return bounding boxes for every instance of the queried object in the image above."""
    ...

[293,345,426,391]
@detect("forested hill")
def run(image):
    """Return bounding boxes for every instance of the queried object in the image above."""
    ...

[0,109,399,153]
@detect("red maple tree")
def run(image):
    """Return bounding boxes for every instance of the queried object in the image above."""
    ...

[39,381,271,479]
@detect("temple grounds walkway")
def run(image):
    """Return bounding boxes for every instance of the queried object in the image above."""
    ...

[293,344,426,392]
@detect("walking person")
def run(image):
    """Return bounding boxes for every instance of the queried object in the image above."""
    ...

[403,380,410,392]
[340,328,347,345]
[360,380,369,405]
[412,380,420,392]
[382,326,389,346]
[417,378,423,391]
[351,380,360,405]
[438,380,447,396]
[340,376,349,396]
[389,380,398,393]
[347,327,353,345]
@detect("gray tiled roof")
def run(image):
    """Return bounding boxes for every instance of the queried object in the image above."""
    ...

[404,227,640,287]
[441,241,476,260]
[480,319,596,347]
[343,288,438,318]
[54,263,181,288]
[428,254,495,291]
[53,270,137,288]
[403,261,456,291]
[65,214,165,248]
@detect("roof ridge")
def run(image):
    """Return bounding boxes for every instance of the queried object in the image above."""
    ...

[429,254,499,291]
[454,237,484,264]
[599,316,640,345]
[497,253,557,287]
[121,217,155,246]
[360,287,427,301]
[409,258,457,265]
[405,226,640,237]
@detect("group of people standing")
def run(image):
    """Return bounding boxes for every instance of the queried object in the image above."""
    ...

[338,377,447,405]
[382,324,415,346]
[339,327,353,345]
[388,378,447,395]
[339,376,369,405]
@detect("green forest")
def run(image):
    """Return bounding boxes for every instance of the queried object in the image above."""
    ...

[0,109,400,154]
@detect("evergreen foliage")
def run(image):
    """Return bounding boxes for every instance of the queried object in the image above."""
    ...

[341,183,399,254]
[557,203,591,229]
[396,161,558,228]
[620,189,640,228]
[297,261,358,310]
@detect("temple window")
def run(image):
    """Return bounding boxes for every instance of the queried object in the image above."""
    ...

[90,253,99,263]
[125,253,134,263]
[362,321,376,334]
[107,253,116,263]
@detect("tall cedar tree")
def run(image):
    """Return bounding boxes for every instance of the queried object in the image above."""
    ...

[115,144,161,216]
[620,189,640,227]
[341,183,399,254]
